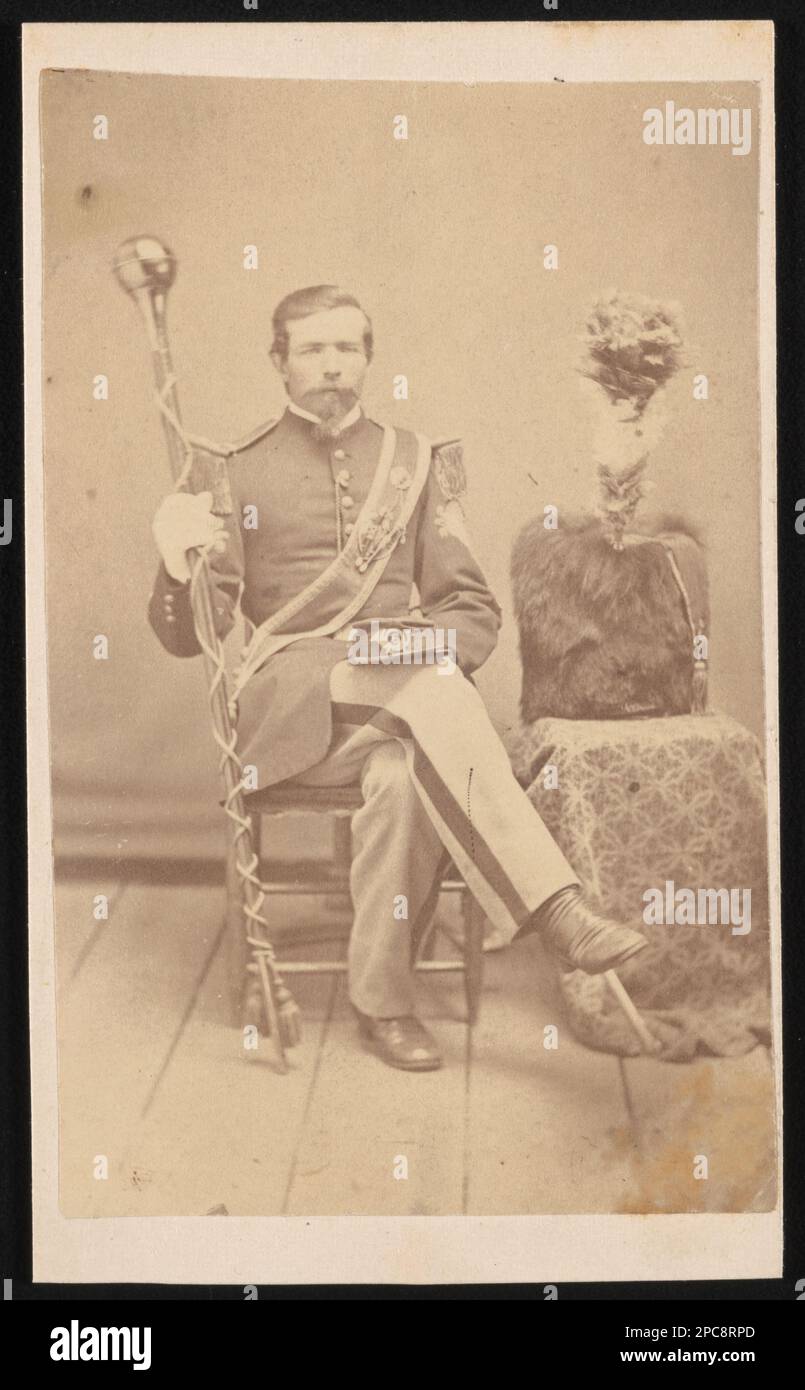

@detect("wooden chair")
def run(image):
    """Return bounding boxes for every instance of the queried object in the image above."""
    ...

[225,782,486,1032]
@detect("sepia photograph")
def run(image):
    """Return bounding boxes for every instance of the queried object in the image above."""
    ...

[24,20,780,1285]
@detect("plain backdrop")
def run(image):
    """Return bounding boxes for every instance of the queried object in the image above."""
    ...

[40,71,764,861]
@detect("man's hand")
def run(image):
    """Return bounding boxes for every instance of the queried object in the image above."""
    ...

[152,491,229,584]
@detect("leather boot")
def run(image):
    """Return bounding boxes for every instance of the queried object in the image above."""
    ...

[530,886,649,974]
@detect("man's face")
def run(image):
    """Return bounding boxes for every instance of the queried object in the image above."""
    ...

[274,306,370,422]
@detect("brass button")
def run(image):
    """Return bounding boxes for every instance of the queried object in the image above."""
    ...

[336,468,351,486]
[333,448,346,461]
[340,495,354,510]
[166,614,177,625]
[344,521,355,536]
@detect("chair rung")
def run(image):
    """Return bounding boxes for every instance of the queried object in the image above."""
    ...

[257,879,465,897]
[247,959,467,975]
[259,881,350,896]
[269,961,349,974]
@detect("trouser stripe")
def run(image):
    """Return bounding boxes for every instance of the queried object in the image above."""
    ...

[332,699,533,927]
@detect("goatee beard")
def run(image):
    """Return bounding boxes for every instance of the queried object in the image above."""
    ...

[312,417,344,443]
[307,388,357,442]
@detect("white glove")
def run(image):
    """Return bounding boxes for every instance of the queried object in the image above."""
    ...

[151,491,229,584]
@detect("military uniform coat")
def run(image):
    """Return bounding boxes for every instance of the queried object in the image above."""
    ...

[148,406,503,787]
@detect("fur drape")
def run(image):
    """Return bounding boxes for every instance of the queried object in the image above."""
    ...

[511,514,708,723]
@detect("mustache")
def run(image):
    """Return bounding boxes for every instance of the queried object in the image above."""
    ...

[303,386,357,411]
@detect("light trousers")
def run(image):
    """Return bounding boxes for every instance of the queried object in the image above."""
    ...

[290,658,578,1017]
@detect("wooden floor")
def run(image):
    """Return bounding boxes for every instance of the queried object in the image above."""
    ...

[55,874,777,1219]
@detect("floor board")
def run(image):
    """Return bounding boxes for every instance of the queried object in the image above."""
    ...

[54,877,127,989]
[53,878,777,1222]
[56,881,227,1217]
[284,973,469,1216]
[465,937,637,1214]
[114,938,336,1217]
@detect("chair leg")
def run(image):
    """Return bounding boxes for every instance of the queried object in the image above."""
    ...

[419,918,439,960]
[323,816,355,924]
[462,890,485,1025]
[225,826,264,1032]
[333,816,352,868]
[410,848,452,968]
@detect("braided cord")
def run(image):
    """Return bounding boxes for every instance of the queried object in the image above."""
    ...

[155,375,239,484]
[154,376,294,1028]
[623,532,708,710]
[187,549,280,966]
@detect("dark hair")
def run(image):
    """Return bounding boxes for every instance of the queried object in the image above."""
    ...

[271,285,373,362]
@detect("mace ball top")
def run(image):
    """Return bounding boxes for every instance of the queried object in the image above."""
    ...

[112,235,177,294]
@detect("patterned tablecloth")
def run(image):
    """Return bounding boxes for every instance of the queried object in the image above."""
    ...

[509,714,772,1061]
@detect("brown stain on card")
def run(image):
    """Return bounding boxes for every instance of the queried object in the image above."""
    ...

[606,1056,776,1214]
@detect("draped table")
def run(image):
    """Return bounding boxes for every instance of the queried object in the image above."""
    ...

[508,713,772,1061]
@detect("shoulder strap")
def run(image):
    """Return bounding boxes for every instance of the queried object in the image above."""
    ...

[221,417,281,457]
[177,416,281,517]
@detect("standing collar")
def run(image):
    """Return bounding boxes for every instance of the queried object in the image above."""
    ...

[288,400,363,434]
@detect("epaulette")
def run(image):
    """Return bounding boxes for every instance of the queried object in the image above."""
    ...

[221,417,281,458]
[431,437,466,502]
[362,419,467,498]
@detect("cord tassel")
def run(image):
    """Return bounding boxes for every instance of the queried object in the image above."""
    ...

[691,657,708,714]
[691,614,708,714]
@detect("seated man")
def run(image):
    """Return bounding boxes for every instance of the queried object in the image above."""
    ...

[148,284,647,1072]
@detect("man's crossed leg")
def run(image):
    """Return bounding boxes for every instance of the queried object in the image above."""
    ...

[287,658,647,1069]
